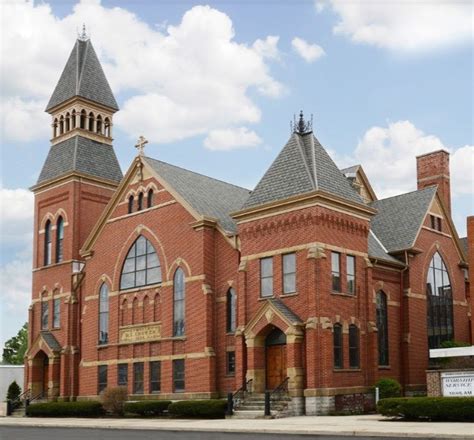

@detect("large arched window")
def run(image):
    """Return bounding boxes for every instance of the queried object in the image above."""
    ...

[44,220,52,266]
[120,236,161,290]
[173,268,185,336]
[98,283,109,344]
[376,291,389,366]
[226,288,236,333]
[56,216,64,263]
[427,252,453,349]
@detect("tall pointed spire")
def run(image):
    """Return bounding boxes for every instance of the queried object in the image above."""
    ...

[45,37,118,112]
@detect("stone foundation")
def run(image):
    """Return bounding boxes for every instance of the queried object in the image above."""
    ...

[287,396,304,416]
[305,396,335,415]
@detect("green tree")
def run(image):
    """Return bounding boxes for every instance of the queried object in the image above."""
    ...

[2,323,28,365]
[6,381,21,401]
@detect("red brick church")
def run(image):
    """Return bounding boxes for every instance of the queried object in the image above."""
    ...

[25,34,472,415]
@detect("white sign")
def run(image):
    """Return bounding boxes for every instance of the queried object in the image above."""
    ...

[441,371,474,397]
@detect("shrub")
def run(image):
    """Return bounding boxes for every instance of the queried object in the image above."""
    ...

[374,378,401,399]
[168,400,227,419]
[101,387,128,416]
[6,381,21,401]
[124,400,171,417]
[26,401,104,418]
[377,397,474,422]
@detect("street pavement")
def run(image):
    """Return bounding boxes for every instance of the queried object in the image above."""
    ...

[0,415,472,439]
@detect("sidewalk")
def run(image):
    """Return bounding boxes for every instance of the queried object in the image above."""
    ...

[0,414,473,439]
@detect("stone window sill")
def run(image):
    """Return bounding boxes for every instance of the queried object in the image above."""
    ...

[378,365,391,369]
[331,291,357,298]
[258,295,274,301]
[281,292,298,297]
[333,368,362,372]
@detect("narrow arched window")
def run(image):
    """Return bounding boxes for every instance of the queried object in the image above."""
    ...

[104,118,111,137]
[132,297,139,324]
[96,115,102,134]
[137,192,143,211]
[98,283,109,344]
[56,216,64,263]
[71,110,76,129]
[128,195,134,214]
[44,220,52,266]
[88,112,94,131]
[153,294,160,322]
[53,119,58,137]
[376,291,389,366]
[349,324,360,368]
[65,112,70,131]
[427,252,453,349]
[226,288,236,333]
[80,110,86,129]
[147,189,154,209]
[120,235,162,290]
[173,268,185,336]
[59,116,64,135]
[333,323,343,369]
[41,294,49,330]
[121,299,128,326]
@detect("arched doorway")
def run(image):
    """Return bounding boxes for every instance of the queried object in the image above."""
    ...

[265,327,287,390]
[31,350,49,397]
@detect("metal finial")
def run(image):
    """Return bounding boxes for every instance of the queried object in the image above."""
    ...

[78,24,89,41]
[135,136,148,156]
[291,110,313,134]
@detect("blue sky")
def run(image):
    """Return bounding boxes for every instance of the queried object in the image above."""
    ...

[0,0,473,349]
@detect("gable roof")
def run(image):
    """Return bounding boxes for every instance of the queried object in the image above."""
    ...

[370,186,437,253]
[242,132,364,209]
[144,157,250,234]
[37,135,123,185]
[340,164,377,203]
[46,38,118,112]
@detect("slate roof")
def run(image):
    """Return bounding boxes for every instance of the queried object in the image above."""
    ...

[370,186,437,253]
[37,136,123,184]
[144,157,250,234]
[340,165,360,176]
[46,38,118,111]
[242,132,363,209]
[368,230,404,265]
[40,331,61,352]
[268,298,303,325]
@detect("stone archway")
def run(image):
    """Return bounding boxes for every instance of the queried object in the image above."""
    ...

[265,327,287,390]
[30,350,49,397]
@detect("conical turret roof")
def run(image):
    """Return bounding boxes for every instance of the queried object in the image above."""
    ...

[46,38,118,112]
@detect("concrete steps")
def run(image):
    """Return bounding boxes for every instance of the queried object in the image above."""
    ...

[230,393,291,419]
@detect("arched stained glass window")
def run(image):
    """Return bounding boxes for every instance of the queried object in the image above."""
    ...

[44,220,52,266]
[120,236,162,290]
[427,252,453,349]
[56,216,64,263]
[376,291,389,366]
[226,288,236,333]
[98,283,109,344]
[173,268,185,336]
[333,323,343,369]
[348,324,360,368]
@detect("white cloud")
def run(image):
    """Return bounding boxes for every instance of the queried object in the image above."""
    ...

[253,36,280,60]
[319,0,473,53]
[291,37,325,63]
[0,258,32,315]
[0,186,34,248]
[204,127,262,151]
[1,1,282,144]
[343,120,473,199]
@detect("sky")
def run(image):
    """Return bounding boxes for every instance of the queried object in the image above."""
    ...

[0,0,473,349]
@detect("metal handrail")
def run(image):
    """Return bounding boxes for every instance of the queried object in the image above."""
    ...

[270,376,289,402]
[232,378,253,410]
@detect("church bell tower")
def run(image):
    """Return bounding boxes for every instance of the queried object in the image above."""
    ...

[26,29,122,400]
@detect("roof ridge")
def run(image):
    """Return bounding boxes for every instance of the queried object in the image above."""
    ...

[374,185,437,203]
[144,156,250,192]
[77,39,89,93]
[294,133,316,189]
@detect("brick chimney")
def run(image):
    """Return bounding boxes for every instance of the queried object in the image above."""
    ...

[416,150,451,215]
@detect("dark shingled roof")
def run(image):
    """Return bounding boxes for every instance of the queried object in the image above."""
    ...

[37,136,123,184]
[243,132,363,209]
[40,331,61,352]
[370,186,436,253]
[368,231,404,265]
[269,298,303,325]
[144,157,250,234]
[46,38,118,111]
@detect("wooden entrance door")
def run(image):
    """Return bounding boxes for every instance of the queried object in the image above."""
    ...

[266,345,287,390]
